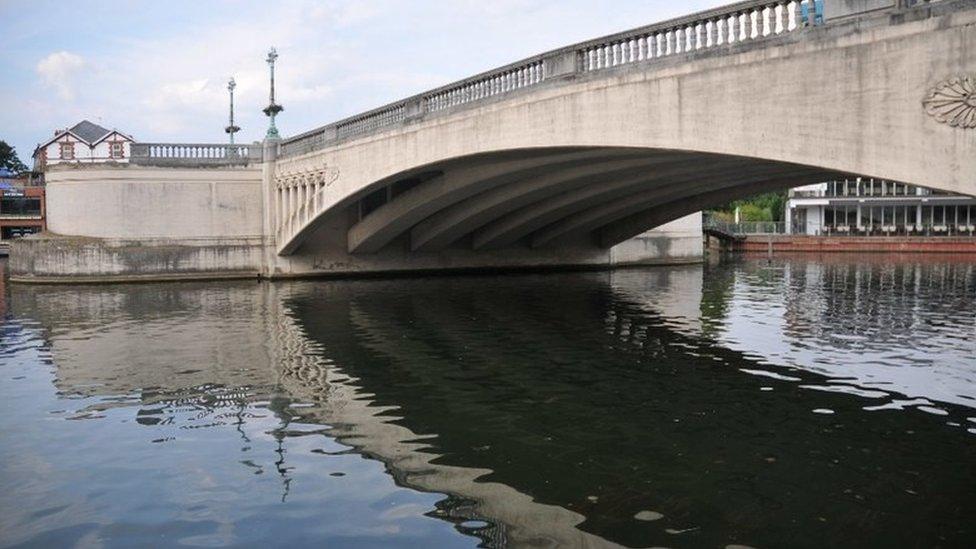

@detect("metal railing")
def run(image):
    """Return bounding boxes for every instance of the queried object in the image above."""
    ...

[706,220,795,235]
[130,143,262,167]
[276,0,950,159]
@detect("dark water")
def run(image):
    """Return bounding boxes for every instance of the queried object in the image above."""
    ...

[1,255,975,548]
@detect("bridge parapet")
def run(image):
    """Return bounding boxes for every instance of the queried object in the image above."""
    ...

[130,143,263,167]
[277,0,944,160]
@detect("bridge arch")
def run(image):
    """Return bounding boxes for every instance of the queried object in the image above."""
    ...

[271,0,974,261]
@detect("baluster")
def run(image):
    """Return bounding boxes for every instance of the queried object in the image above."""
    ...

[775,2,786,33]
[629,39,637,62]
[790,0,802,30]
[666,29,675,55]
[675,28,683,53]
[742,10,752,40]
[706,19,715,47]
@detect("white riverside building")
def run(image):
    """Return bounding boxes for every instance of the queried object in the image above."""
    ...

[786,179,976,236]
[32,120,134,170]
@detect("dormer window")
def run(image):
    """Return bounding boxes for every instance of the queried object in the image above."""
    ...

[110,142,124,159]
[59,142,75,160]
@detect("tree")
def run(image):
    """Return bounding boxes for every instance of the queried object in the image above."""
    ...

[708,190,790,222]
[0,140,28,174]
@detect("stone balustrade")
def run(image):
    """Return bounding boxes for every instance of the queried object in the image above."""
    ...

[279,0,859,159]
[130,143,262,167]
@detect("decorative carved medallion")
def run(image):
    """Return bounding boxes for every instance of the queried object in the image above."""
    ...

[922,75,976,129]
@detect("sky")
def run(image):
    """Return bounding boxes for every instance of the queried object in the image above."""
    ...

[0,0,729,163]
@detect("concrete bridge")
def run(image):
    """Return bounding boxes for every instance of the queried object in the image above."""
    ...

[11,0,976,282]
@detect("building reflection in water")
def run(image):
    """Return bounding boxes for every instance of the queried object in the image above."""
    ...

[5,256,976,548]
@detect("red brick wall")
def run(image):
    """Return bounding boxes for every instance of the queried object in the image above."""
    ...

[735,235,976,254]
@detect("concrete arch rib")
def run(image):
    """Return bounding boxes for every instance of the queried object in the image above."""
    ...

[347,148,649,254]
[408,153,696,252]
[530,165,839,248]
[598,174,835,247]
[472,155,766,250]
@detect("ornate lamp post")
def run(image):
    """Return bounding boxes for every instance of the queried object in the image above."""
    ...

[263,48,284,140]
[225,78,241,144]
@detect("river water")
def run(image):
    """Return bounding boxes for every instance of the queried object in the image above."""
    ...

[1,255,975,548]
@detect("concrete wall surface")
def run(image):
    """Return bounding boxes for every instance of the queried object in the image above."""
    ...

[8,236,264,283]
[610,213,704,266]
[45,164,263,239]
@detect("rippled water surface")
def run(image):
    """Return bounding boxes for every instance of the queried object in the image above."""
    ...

[1,255,975,548]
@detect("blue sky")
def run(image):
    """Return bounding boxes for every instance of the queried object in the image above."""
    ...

[0,0,728,162]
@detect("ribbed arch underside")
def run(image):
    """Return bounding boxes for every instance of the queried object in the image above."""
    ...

[312,147,843,255]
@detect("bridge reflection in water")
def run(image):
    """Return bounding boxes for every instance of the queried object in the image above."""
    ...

[4,257,976,547]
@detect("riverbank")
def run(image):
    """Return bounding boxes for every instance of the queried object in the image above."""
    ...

[719,235,976,254]
[6,215,704,284]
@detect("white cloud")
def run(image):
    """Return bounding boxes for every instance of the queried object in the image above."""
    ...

[35,51,86,100]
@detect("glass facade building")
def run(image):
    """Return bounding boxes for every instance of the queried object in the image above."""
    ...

[786,178,976,236]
